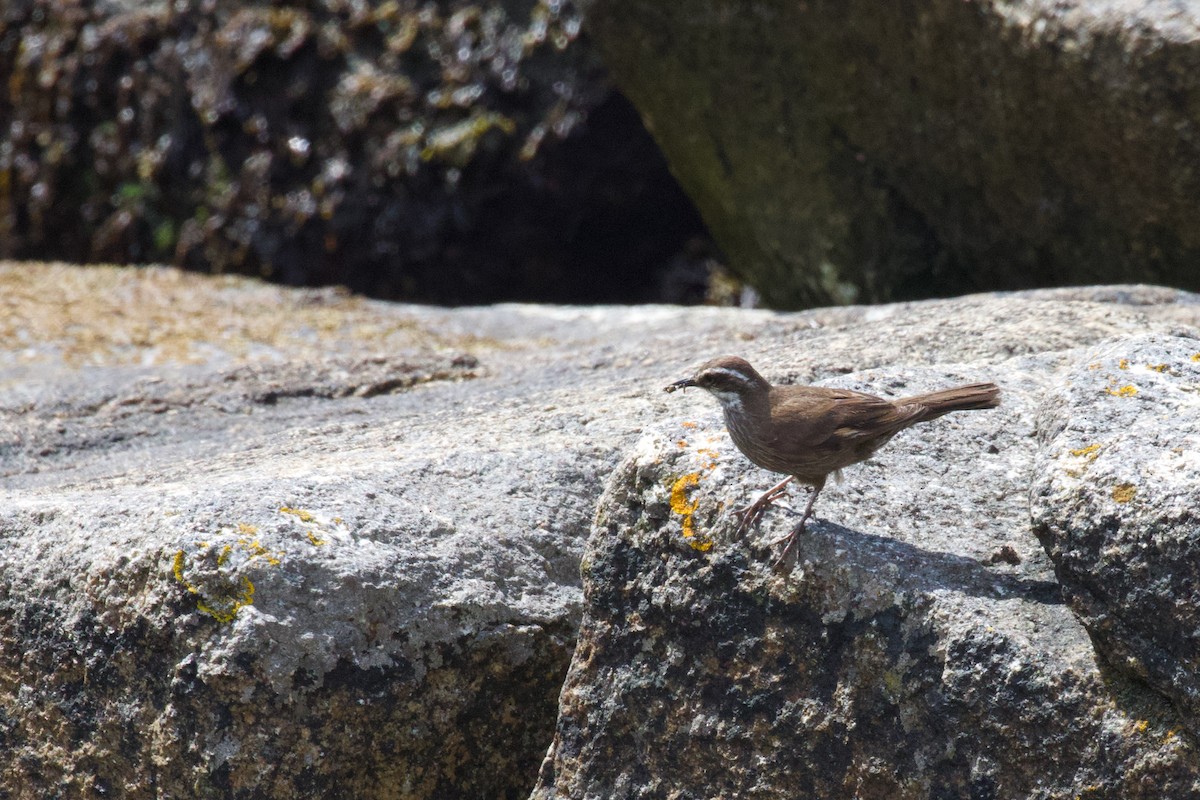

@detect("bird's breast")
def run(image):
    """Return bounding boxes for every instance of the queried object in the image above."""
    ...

[723,408,794,475]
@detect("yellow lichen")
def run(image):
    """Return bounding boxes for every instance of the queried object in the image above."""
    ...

[1192,353,1200,363]
[279,506,315,522]
[1133,719,1149,733]
[172,549,254,623]
[1105,385,1138,397]
[172,533,281,623]
[172,550,188,583]
[280,505,337,546]
[238,522,259,535]
[670,473,700,517]
[669,473,712,551]
[239,537,283,565]
[1146,363,1169,373]
[1118,359,1130,370]
[1112,484,1136,504]
[1070,444,1101,459]
[195,576,255,624]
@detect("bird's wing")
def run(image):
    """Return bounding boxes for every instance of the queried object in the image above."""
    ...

[770,387,921,446]
[827,389,925,441]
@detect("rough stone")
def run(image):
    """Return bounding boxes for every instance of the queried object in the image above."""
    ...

[0,1,707,303]
[577,0,1200,308]
[532,297,1200,797]
[3,263,1200,798]
[0,261,777,799]
[1031,333,1200,738]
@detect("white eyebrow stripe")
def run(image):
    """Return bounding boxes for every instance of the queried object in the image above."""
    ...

[704,368,753,384]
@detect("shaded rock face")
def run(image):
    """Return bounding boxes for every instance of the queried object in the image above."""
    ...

[0,1,708,303]
[577,0,1200,308]
[533,302,1200,797]
[1031,333,1200,738]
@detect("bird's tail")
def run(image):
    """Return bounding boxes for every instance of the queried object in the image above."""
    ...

[897,382,1000,422]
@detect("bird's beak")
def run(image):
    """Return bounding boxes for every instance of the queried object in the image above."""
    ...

[664,377,696,393]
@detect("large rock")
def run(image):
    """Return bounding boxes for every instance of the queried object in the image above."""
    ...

[0,1,706,303]
[0,261,776,798]
[1031,333,1200,737]
[532,296,1200,797]
[577,0,1200,308]
[3,264,1200,798]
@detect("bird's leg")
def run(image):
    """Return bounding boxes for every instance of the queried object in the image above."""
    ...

[732,475,794,537]
[770,481,824,568]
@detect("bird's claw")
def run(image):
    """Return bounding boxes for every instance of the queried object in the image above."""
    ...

[731,502,767,537]
[730,481,791,538]
[769,520,808,569]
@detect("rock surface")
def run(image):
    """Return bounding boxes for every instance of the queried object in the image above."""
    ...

[1031,333,1200,738]
[0,1,707,303]
[0,262,778,799]
[2,264,1200,798]
[578,0,1200,308]
[532,292,1200,797]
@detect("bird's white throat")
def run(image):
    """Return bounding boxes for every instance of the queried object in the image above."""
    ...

[709,390,744,412]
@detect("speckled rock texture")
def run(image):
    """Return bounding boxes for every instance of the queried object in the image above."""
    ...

[0,1,706,303]
[577,0,1200,308]
[3,265,1200,798]
[532,295,1200,798]
[0,261,777,799]
[1031,333,1200,739]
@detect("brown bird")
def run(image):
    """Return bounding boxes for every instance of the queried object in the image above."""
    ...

[664,356,999,564]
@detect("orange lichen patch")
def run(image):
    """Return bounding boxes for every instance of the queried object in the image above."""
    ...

[676,439,688,448]
[1070,444,1102,460]
[681,421,698,429]
[1112,484,1137,504]
[694,447,720,469]
[1118,359,1130,370]
[1146,363,1169,373]
[1105,385,1138,397]
[669,473,713,552]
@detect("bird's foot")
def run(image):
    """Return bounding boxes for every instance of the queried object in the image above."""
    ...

[769,520,808,569]
[731,478,792,538]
